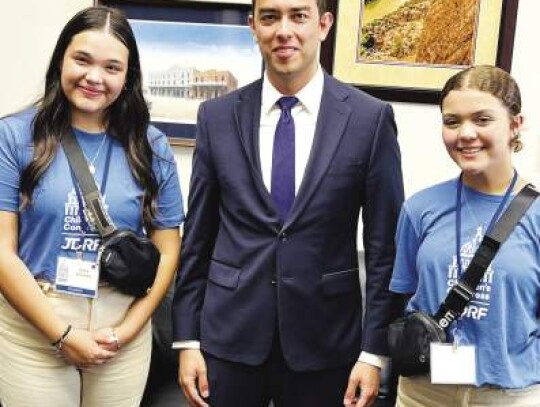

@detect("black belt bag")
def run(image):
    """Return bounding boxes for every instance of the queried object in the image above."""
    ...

[62,131,160,298]
[388,311,446,377]
[98,230,160,297]
[388,184,538,377]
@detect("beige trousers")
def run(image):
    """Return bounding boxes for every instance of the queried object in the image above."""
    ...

[0,285,151,407]
[397,375,540,407]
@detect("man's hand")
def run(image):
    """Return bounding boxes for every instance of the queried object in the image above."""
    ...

[178,349,210,407]
[343,361,380,407]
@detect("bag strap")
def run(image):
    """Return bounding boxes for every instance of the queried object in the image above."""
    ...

[434,184,539,329]
[60,131,117,238]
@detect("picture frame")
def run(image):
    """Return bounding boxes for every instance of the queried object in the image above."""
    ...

[323,0,519,104]
[97,0,262,145]
[179,0,251,4]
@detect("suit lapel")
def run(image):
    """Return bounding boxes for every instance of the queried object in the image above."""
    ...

[234,80,279,214]
[235,80,262,174]
[284,75,351,230]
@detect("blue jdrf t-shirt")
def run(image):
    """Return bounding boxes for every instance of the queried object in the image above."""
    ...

[390,178,540,389]
[0,109,185,283]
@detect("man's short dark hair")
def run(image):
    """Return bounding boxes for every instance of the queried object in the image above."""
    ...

[251,0,328,13]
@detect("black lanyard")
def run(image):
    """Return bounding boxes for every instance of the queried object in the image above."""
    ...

[69,138,113,234]
[455,170,517,277]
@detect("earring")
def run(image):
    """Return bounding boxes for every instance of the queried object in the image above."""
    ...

[511,130,523,152]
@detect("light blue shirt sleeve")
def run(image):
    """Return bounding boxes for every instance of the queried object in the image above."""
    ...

[390,204,421,294]
[0,112,33,212]
[149,126,185,228]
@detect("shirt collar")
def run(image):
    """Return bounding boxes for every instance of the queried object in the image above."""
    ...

[261,65,324,115]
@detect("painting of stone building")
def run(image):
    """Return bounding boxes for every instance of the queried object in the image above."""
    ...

[148,67,238,100]
[148,66,196,99]
[358,0,480,66]
[131,20,261,124]
[193,69,238,99]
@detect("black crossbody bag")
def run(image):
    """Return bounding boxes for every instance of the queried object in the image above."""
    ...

[388,184,539,377]
[61,131,160,298]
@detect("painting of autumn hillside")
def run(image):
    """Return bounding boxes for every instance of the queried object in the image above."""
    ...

[359,0,480,66]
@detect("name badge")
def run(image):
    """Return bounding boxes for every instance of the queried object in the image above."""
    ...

[55,256,99,298]
[430,342,476,384]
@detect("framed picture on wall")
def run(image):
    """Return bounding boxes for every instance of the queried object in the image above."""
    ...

[97,0,262,145]
[323,0,519,103]
[180,0,252,4]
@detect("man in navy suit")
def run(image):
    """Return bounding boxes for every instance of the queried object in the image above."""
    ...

[172,0,404,405]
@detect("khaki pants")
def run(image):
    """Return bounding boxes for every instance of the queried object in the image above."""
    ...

[397,375,540,407]
[0,285,151,407]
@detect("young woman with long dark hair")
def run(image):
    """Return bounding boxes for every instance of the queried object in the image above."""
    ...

[0,6,184,406]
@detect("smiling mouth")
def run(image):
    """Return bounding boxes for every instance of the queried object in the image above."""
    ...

[457,146,483,153]
[79,86,104,98]
[273,46,297,58]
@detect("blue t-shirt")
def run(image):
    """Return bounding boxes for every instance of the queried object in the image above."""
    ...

[0,109,185,282]
[390,178,540,389]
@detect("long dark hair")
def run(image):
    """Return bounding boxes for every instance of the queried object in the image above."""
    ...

[20,6,159,230]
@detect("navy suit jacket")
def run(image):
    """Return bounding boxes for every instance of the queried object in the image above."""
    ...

[172,73,404,371]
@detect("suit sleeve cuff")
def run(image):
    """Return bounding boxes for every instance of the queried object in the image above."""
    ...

[172,340,201,350]
[358,351,390,369]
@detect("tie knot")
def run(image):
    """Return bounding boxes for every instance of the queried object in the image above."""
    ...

[277,96,298,112]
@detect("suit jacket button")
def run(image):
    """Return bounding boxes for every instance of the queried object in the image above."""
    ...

[279,232,287,241]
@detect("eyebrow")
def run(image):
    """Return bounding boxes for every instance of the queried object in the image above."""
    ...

[442,109,497,117]
[472,109,497,115]
[258,6,311,13]
[71,50,125,66]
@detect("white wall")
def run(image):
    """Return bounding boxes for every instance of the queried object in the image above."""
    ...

[0,0,93,115]
[504,0,540,186]
[1,0,539,208]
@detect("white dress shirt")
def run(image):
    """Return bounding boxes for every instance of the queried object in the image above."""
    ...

[173,66,388,369]
[259,67,322,195]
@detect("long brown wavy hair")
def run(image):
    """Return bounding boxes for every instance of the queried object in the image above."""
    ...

[20,6,159,231]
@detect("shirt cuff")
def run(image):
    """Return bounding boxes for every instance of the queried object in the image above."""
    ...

[172,343,389,369]
[172,340,201,350]
[358,351,390,370]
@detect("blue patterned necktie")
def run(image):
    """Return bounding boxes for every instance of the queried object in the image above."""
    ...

[271,96,298,221]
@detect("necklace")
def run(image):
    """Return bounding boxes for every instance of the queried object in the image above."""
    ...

[82,135,108,174]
